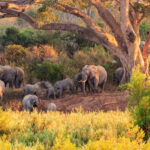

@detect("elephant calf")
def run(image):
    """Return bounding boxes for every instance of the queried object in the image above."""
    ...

[46,87,56,99]
[23,82,41,96]
[22,94,39,112]
[40,81,55,99]
[46,103,56,111]
[0,80,5,100]
[54,78,73,98]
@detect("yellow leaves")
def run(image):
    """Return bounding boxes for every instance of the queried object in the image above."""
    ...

[0,109,149,149]
[0,138,12,150]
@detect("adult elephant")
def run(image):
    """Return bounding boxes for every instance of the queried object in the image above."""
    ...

[0,65,24,88]
[81,65,107,94]
[0,65,16,88]
[14,67,24,88]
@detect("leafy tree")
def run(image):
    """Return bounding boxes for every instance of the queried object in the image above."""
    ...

[1,0,150,82]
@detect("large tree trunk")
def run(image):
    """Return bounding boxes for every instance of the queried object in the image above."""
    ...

[119,39,145,83]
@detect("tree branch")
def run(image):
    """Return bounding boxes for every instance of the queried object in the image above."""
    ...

[88,0,128,54]
[54,3,119,48]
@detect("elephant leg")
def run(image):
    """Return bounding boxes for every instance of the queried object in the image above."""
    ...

[94,79,99,93]
[82,82,86,95]
[70,85,73,94]
[75,84,78,93]
[59,88,63,98]
[53,92,56,99]
[9,80,13,88]
[88,79,94,93]
[101,79,106,92]
[46,90,49,99]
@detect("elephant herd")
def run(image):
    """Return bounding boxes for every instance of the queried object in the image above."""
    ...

[0,64,124,112]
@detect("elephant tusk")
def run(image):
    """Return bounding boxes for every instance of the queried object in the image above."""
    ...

[78,80,86,83]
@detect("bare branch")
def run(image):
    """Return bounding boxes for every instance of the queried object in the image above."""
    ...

[0,13,14,18]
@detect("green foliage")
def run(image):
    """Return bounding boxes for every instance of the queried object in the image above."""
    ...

[140,21,149,41]
[123,67,150,140]
[1,27,50,47]
[2,27,19,46]
[4,44,28,67]
[30,61,63,82]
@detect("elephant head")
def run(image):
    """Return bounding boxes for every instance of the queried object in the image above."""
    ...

[30,96,39,108]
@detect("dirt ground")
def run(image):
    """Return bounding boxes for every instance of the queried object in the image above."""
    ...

[1,88,129,112]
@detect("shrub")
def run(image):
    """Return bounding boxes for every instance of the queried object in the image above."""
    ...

[28,45,58,60]
[31,61,62,82]
[4,44,28,67]
[121,67,150,140]
[2,26,19,46]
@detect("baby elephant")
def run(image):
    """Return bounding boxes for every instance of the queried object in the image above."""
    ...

[54,78,73,98]
[46,103,56,111]
[22,94,39,112]
[23,82,41,96]
[46,87,56,99]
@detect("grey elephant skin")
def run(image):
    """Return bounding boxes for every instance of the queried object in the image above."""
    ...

[0,65,24,88]
[115,67,124,84]
[46,103,56,111]
[74,72,90,93]
[22,94,39,112]
[14,67,24,88]
[54,78,73,98]
[40,81,56,99]
[81,65,107,94]
[23,82,41,96]
[0,80,5,100]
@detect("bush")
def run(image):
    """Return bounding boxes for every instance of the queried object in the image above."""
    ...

[140,21,149,41]
[28,45,58,60]
[4,44,28,67]
[121,67,150,140]
[2,26,19,46]
[31,61,62,82]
